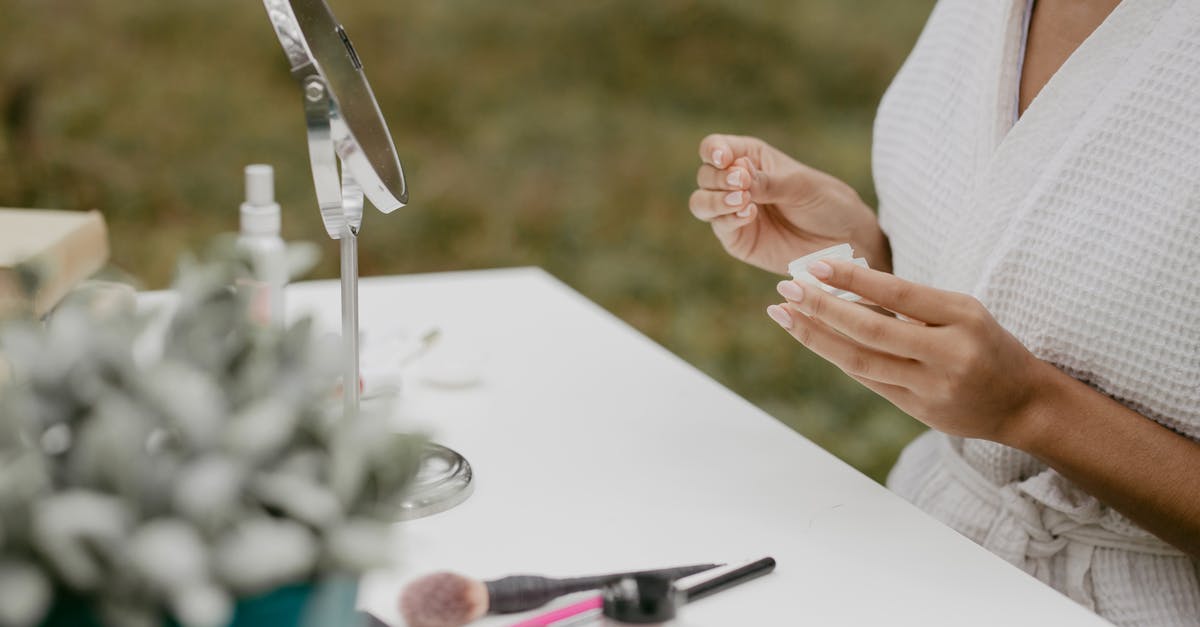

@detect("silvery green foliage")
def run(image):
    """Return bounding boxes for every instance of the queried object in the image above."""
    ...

[0,560,51,627]
[0,242,424,627]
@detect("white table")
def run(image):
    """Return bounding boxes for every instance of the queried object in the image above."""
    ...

[282,267,1109,627]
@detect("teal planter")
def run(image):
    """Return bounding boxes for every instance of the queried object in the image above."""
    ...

[40,577,364,627]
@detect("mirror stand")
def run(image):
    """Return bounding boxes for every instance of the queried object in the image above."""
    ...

[268,0,473,520]
[299,74,364,417]
[297,75,473,521]
[338,225,360,417]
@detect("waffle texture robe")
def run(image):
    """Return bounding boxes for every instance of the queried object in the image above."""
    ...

[874,1,1200,624]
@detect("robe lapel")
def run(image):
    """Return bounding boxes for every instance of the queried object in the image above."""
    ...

[933,0,1175,294]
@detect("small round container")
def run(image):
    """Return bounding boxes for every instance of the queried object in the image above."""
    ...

[602,574,677,624]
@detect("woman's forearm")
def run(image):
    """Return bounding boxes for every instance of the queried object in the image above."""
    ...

[1012,359,1200,557]
[765,259,1200,557]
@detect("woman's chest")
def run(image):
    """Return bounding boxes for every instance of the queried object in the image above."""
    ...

[1018,0,1123,116]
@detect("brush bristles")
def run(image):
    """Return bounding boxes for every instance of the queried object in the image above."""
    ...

[399,571,489,627]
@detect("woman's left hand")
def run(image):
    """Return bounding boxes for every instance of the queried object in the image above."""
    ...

[766,259,1052,448]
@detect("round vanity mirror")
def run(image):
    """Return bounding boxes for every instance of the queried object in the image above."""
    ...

[263,0,407,232]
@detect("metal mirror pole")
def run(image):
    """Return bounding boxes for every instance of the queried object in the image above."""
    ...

[340,224,359,418]
[337,168,365,419]
[298,73,362,418]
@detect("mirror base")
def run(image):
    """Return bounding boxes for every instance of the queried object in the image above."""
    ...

[398,443,474,520]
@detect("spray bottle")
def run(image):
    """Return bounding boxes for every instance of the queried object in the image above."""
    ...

[237,164,287,325]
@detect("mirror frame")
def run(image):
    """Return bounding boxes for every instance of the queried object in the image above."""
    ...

[263,0,408,238]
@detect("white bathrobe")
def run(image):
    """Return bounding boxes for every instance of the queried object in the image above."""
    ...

[874,1,1200,624]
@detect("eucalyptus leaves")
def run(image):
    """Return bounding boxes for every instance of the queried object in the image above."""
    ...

[0,242,424,627]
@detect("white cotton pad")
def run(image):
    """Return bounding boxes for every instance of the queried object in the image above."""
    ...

[415,335,485,389]
[787,243,854,276]
[788,244,870,303]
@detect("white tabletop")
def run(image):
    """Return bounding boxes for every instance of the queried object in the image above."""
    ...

[279,267,1108,627]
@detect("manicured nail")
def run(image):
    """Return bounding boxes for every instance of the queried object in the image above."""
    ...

[808,260,833,280]
[726,170,743,187]
[767,304,793,328]
[724,191,743,206]
[713,149,725,167]
[777,280,805,302]
[736,203,754,218]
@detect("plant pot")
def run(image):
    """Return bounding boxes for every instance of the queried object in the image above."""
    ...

[39,576,363,627]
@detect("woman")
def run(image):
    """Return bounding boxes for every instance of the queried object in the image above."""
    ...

[689,1,1200,624]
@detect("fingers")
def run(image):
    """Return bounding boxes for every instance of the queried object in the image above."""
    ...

[775,280,931,359]
[711,204,757,238]
[766,303,920,388]
[693,140,759,246]
[806,260,968,326]
[699,134,765,168]
[746,157,808,206]
[689,188,755,222]
[696,163,751,191]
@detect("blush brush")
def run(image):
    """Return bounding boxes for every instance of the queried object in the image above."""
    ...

[399,562,720,627]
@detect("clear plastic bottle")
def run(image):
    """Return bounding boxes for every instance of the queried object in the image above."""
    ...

[237,164,287,326]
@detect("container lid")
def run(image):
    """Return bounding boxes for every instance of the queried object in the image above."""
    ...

[602,574,678,624]
[240,164,282,236]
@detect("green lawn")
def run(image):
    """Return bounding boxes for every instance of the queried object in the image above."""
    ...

[0,0,936,481]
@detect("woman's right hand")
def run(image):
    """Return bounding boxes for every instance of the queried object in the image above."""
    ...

[690,134,890,275]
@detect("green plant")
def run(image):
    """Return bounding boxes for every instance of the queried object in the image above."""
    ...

[0,243,424,627]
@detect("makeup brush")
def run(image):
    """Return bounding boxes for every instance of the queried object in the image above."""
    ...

[399,563,720,627]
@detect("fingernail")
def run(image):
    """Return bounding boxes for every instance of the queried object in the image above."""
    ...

[726,170,743,187]
[724,191,743,206]
[777,280,805,302]
[767,304,793,328]
[808,260,833,280]
[736,203,754,218]
[713,149,725,167]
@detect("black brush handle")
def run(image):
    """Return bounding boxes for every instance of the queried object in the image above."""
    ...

[485,563,719,614]
[679,557,775,603]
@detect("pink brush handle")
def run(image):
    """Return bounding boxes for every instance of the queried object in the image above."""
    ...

[506,596,603,627]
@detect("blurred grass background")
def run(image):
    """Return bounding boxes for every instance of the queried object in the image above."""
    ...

[0,0,934,482]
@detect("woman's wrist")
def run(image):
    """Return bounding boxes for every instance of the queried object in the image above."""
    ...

[850,213,892,274]
[862,221,892,274]
[820,176,892,274]
[996,357,1069,454]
